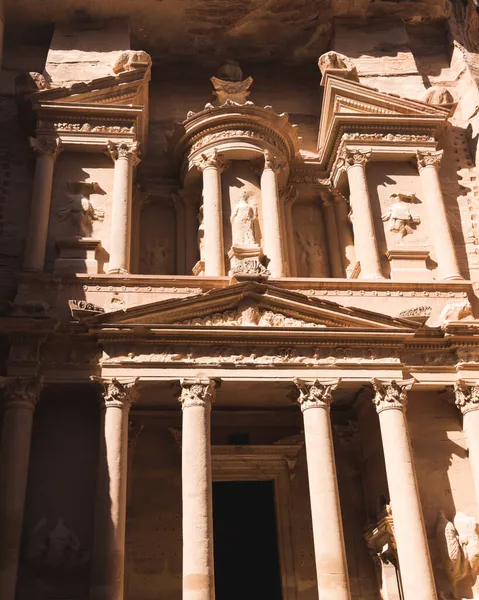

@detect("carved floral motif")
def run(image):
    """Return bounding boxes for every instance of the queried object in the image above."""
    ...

[416,149,443,170]
[0,377,43,410]
[99,378,139,409]
[38,121,136,134]
[174,308,326,328]
[294,378,340,411]
[263,149,285,172]
[179,378,216,409]
[371,379,414,413]
[453,381,479,414]
[106,141,140,165]
[398,305,432,318]
[196,149,229,172]
[340,147,372,167]
[30,135,63,158]
[342,133,435,143]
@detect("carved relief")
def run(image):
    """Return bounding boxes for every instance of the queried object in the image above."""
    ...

[294,378,339,410]
[416,149,443,170]
[342,132,435,143]
[318,51,358,81]
[58,181,105,237]
[106,141,140,165]
[231,191,258,246]
[196,149,229,172]
[30,135,63,158]
[174,308,326,328]
[453,380,479,414]
[440,301,473,326]
[371,379,414,413]
[381,192,421,243]
[210,60,253,105]
[179,378,216,409]
[98,378,139,409]
[40,121,135,134]
[112,50,152,74]
[398,305,432,318]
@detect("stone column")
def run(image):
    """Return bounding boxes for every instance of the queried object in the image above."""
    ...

[283,186,298,276]
[332,190,356,277]
[340,149,383,279]
[372,379,437,600]
[197,150,228,276]
[294,379,351,600]
[179,379,216,600]
[23,136,63,272]
[322,193,344,278]
[90,378,139,600]
[0,377,42,600]
[453,381,479,506]
[416,150,462,280]
[173,193,186,275]
[106,142,140,274]
[261,150,287,277]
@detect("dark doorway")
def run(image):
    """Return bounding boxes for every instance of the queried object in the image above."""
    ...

[213,480,283,600]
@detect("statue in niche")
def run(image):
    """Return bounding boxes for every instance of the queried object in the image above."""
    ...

[141,237,171,274]
[231,191,258,246]
[295,231,326,277]
[58,181,104,237]
[381,192,420,244]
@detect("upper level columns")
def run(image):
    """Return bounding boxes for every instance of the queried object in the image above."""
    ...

[295,379,351,600]
[0,377,43,600]
[179,379,216,600]
[261,150,287,277]
[340,148,383,279]
[106,142,140,274]
[372,380,437,600]
[416,150,462,280]
[90,378,138,600]
[453,381,479,507]
[197,151,228,277]
[23,136,63,271]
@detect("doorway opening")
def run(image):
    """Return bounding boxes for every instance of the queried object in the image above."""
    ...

[213,480,283,600]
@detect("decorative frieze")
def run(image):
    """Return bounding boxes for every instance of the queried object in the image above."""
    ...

[38,120,135,134]
[179,378,216,409]
[342,132,435,143]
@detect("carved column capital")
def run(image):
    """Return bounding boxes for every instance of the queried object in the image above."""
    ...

[29,135,63,159]
[340,147,372,169]
[416,149,443,171]
[179,378,216,409]
[98,377,139,409]
[196,149,229,173]
[294,378,340,411]
[263,149,285,173]
[106,141,141,166]
[371,379,414,413]
[453,380,479,414]
[0,376,43,410]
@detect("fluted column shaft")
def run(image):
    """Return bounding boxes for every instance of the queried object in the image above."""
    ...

[372,380,437,600]
[261,150,286,277]
[179,379,216,600]
[341,149,383,279]
[295,379,351,600]
[322,194,344,278]
[106,142,140,274]
[453,381,479,506]
[416,150,462,280]
[23,136,62,271]
[90,379,138,600]
[197,151,227,276]
[0,377,42,600]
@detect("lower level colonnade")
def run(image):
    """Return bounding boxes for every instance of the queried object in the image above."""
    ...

[2,376,479,600]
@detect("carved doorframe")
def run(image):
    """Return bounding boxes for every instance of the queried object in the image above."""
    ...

[211,445,301,600]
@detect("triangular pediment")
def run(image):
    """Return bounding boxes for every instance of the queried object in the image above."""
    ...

[318,74,450,166]
[86,282,418,333]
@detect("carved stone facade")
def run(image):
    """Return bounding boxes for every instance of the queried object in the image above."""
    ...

[3,6,479,600]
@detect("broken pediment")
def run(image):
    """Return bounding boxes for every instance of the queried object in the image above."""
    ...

[84,281,419,333]
[318,73,451,169]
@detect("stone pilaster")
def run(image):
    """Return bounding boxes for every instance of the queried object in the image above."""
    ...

[179,379,216,600]
[294,378,351,600]
[90,378,139,600]
[371,379,437,600]
[0,377,43,600]
[416,150,462,280]
[23,136,63,271]
[453,381,479,507]
[261,150,287,277]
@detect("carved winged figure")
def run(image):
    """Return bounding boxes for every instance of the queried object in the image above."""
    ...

[58,181,104,237]
[381,192,420,243]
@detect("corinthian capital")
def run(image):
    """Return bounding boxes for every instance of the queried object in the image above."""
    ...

[30,135,63,159]
[416,149,443,171]
[371,379,414,413]
[453,380,479,414]
[263,149,285,173]
[0,376,43,410]
[340,147,371,168]
[196,149,229,173]
[98,378,139,409]
[179,378,216,409]
[106,141,141,166]
[294,378,340,411]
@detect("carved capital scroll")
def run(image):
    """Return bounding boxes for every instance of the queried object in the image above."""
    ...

[179,378,216,410]
[106,141,141,167]
[0,376,43,410]
[263,149,285,173]
[30,135,63,159]
[371,379,414,413]
[196,149,229,173]
[453,380,479,414]
[97,377,139,409]
[416,149,443,171]
[294,378,340,411]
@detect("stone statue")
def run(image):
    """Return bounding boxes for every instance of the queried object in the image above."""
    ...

[58,181,104,237]
[231,192,257,246]
[198,204,205,261]
[381,192,420,243]
[295,231,327,277]
[141,238,171,274]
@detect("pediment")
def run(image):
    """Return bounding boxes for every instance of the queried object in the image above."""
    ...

[86,282,418,333]
[318,74,450,166]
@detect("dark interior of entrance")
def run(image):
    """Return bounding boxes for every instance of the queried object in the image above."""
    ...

[213,480,283,600]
